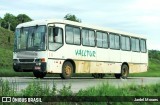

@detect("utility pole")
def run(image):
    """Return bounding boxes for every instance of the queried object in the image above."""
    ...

[0,18,1,27]
[0,20,1,27]
[8,22,11,30]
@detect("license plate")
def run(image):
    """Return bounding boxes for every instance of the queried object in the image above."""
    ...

[35,66,41,70]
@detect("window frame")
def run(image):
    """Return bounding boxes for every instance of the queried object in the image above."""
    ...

[96,31,109,49]
[81,28,96,47]
[120,35,131,51]
[109,33,120,50]
[65,25,81,46]
[131,37,140,52]
[140,39,147,53]
[15,25,47,51]
[48,26,64,51]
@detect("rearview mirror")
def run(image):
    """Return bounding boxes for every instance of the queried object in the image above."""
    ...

[19,27,24,38]
[53,27,59,36]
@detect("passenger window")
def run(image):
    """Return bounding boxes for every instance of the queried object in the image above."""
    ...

[66,26,80,45]
[121,36,130,51]
[49,27,63,51]
[131,38,140,52]
[140,39,147,52]
[82,29,95,46]
[97,31,108,48]
[109,33,120,49]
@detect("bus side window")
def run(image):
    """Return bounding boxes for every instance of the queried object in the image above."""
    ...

[54,28,63,43]
[131,38,140,52]
[82,29,95,47]
[140,39,147,53]
[48,27,63,51]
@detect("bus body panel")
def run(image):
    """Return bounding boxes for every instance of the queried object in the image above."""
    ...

[13,19,148,78]
[13,51,48,72]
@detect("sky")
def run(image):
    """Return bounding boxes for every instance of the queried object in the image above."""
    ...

[0,0,160,50]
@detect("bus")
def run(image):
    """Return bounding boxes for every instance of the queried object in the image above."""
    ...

[13,19,148,79]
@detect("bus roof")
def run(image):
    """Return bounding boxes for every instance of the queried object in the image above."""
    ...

[16,19,146,39]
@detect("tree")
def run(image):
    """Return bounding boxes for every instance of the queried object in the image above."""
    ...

[0,17,1,27]
[1,19,7,28]
[1,13,32,31]
[3,13,17,31]
[149,50,160,60]
[64,13,81,22]
[17,14,32,24]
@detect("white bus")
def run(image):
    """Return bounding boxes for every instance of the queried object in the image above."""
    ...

[13,19,148,79]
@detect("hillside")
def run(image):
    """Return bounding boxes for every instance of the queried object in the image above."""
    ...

[0,27,14,67]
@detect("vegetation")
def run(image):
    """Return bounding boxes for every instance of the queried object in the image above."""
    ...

[149,50,160,60]
[0,79,160,105]
[0,27,14,67]
[64,13,81,22]
[0,13,32,31]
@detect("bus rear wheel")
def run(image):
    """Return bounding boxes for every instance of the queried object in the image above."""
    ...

[115,64,129,79]
[60,61,73,79]
[33,70,46,78]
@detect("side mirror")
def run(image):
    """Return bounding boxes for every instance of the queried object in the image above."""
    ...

[19,27,23,38]
[53,27,59,36]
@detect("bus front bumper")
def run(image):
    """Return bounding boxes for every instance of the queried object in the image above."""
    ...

[13,62,46,72]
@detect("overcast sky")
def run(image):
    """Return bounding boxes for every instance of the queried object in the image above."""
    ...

[1,0,160,50]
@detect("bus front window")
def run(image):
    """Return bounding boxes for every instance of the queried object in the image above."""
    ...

[14,26,46,51]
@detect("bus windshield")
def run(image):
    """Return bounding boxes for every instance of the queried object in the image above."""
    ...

[14,25,46,51]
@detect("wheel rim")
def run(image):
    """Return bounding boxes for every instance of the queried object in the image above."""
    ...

[64,65,71,76]
[122,66,128,76]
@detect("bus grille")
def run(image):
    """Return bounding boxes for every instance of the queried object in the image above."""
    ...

[19,59,34,62]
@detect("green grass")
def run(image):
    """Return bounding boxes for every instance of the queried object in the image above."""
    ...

[77,83,160,96]
[0,67,33,77]
[0,27,14,67]
[0,79,160,105]
[130,59,160,77]
[0,48,13,67]
[0,27,14,49]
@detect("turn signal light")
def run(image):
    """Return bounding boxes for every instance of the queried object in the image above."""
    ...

[41,58,45,62]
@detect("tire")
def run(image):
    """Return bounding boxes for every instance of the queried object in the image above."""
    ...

[114,64,129,79]
[33,70,46,78]
[60,61,73,79]
[121,64,129,79]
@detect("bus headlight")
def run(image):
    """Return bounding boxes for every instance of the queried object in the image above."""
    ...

[13,59,18,63]
[35,58,45,62]
[13,59,18,65]
[41,58,45,62]
[35,59,41,62]
[35,59,43,65]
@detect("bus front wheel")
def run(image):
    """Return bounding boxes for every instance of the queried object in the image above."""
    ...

[115,64,129,79]
[33,70,46,78]
[60,61,73,79]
